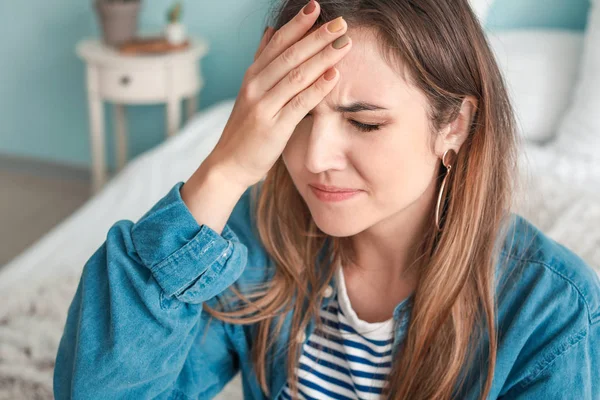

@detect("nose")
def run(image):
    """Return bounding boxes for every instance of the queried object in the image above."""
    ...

[303,120,348,174]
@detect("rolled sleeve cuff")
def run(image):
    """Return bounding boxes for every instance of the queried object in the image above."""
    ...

[131,181,243,298]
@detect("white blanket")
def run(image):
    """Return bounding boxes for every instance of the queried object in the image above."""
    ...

[0,99,598,399]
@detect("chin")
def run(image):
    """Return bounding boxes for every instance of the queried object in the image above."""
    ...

[314,221,359,238]
[309,207,367,238]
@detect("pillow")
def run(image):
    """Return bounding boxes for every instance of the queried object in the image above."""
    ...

[487,30,584,143]
[469,0,494,23]
[554,0,600,159]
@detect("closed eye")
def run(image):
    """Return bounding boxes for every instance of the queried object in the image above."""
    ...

[302,113,382,133]
[349,120,381,132]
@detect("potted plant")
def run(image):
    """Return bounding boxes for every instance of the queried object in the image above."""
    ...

[94,0,141,47]
[165,2,186,45]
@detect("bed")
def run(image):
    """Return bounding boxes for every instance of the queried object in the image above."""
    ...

[1,3,600,398]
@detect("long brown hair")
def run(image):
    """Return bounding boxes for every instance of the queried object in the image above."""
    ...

[204,0,519,398]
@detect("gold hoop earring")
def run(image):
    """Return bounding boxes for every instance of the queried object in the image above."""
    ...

[435,149,457,231]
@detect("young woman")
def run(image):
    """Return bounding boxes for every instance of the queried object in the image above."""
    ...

[54,0,600,399]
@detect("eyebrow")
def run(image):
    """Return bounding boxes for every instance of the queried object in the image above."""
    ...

[333,101,389,113]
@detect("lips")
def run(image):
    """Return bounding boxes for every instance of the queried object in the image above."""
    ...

[309,184,362,202]
[309,183,360,193]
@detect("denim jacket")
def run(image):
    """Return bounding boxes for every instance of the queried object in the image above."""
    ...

[54,180,600,399]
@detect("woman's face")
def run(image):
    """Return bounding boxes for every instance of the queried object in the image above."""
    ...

[282,28,442,237]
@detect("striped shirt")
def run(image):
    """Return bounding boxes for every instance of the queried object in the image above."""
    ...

[277,267,395,400]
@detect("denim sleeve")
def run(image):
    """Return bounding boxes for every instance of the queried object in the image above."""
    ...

[53,181,249,400]
[498,318,599,399]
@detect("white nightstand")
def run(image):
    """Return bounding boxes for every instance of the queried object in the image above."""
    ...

[76,38,209,193]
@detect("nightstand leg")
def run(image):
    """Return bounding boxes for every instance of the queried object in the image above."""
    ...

[166,97,181,138]
[87,69,106,195]
[114,104,128,172]
[186,94,197,122]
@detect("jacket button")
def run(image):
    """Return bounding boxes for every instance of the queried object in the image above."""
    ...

[323,285,333,298]
[296,330,306,343]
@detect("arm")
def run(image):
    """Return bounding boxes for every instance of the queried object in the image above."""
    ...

[498,319,599,399]
[54,163,251,399]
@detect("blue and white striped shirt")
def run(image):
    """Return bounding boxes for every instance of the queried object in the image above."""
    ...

[277,267,395,400]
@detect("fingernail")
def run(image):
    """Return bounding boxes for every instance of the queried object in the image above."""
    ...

[303,0,316,15]
[327,16,345,33]
[332,34,350,49]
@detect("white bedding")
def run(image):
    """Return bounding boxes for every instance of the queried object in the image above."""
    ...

[0,99,598,399]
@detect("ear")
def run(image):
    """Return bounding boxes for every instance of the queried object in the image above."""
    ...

[434,96,478,157]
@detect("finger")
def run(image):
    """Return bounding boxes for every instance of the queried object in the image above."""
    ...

[265,27,275,45]
[260,26,350,113]
[276,67,339,128]
[253,26,272,62]
[262,28,276,57]
[252,0,321,74]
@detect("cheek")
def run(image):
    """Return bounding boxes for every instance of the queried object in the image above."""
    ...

[361,128,437,203]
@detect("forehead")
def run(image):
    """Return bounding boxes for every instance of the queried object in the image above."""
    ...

[303,26,421,111]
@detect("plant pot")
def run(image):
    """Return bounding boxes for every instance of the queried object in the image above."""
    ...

[165,22,186,45]
[94,0,141,47]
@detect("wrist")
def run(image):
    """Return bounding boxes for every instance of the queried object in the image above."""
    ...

[180,162,247,234]
[203,154,255,193]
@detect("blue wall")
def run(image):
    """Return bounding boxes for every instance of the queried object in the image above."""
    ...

[487,0,590,31]
[0,0,590,171]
